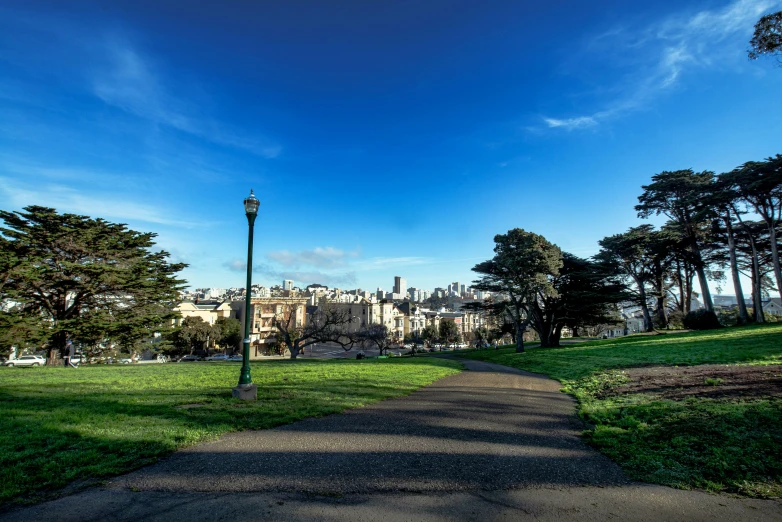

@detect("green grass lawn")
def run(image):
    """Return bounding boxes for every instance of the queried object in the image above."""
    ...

[461,323,782,497]
[0,357,460,506]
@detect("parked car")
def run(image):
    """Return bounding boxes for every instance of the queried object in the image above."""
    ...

[5,355,47,367]
[178,355,201,362]
[227,354,243,361]
[205,354,230,361]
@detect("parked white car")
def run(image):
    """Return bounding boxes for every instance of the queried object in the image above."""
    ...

[5,355,47,367]
[205,354,230,361]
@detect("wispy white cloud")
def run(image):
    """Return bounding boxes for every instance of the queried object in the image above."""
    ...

[355,256,434,270]
[223,259,247,272]
[92,40,281,158]
[243,251,434,287]
[543,116,598,130]
[266,247,360,269]
[253,263,358,288]
[0,174,202,228]
[542,0,780,130]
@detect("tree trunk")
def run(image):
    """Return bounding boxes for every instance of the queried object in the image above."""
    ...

[638,285,654,332]
[551,324,563,347]
[750,240,765,324]
[515,321,525,353]
[686,216,714,312]
[675,260,686,313]
[767,222,782,305]
[694,263,713,312]
[685,270,694,312]
[652,258,669,329]
[724,215,750,325]
[289,341,301,359]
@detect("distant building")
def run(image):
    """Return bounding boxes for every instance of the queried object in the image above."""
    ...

[283,280,294,291]
[232,297,308,359]
[394,276,407,296]
[174,300,234,327]
[327,300,405,340]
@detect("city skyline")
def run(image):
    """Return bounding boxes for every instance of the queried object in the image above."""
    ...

[1,0,780,293]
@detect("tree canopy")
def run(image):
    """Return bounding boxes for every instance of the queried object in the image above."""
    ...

[0,206,187,358]
[472,229,562,352]
[749,11,782,63]
[636,170,716,312]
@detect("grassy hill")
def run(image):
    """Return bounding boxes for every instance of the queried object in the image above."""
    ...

[462,323,782,497]
[0,357,460,506]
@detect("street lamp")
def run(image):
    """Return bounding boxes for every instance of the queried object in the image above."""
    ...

[233,189,259,400]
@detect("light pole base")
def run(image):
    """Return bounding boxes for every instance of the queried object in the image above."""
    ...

[232,384,258,401]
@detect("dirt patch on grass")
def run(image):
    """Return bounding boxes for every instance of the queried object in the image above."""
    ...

[606,364,782,400]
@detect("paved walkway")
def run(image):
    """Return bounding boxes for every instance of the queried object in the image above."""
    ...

[2,359,781,521]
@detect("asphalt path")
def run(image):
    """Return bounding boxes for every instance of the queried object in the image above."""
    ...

[2,358,781,521]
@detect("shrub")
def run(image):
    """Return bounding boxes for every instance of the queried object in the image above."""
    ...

[666,309,685,329]
[683,309,722,330]
[717,308,741,327]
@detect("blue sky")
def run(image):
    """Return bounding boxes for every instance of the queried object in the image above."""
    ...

[1,0,781,294]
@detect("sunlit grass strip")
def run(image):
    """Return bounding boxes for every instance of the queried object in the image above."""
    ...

[0,358,461,505]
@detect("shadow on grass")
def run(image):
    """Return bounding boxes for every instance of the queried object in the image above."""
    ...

[0,358,462,507]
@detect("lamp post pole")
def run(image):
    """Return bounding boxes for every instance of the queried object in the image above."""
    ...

[233,190,259,400]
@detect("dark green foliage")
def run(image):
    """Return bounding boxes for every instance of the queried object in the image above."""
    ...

[170,316,217,355]
[636,170,717,312]
[473,229,625,349]
[723,155,782,302]
[553,253,627,337]
[597,225,676,330]
[472,229,563,351]
[215,316,242,352]
[420,324,439,346]
[683,309,722,330]
[749,11,782,63]
[0,206,187,357]
[0,312,47,357]
[438,319,460,343]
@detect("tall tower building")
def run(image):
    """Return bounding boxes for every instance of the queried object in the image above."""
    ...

[394,276,407,295]
[283,279,294,291]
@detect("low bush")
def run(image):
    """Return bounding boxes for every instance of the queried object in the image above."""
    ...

[683,309,722,330]
[666,309,685,329]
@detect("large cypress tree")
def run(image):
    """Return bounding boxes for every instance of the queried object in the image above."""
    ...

[636,170,716,312]
[0,206,187,359]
